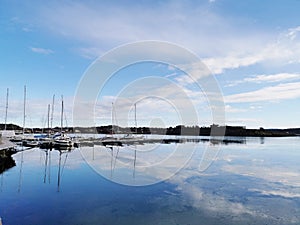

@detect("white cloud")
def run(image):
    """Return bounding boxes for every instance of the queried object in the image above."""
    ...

[225,82,300,103]
[227,73,300,87]
[30,47,54,55]
[22,1,273,60]
[22,27,32,32]
[286,26,300,41]
[203,54,264,74]
[178,183,256,216]
[76,47,103,59]
[223,164,300,187]
[203,26,300,74]
[247,73,300,83]
[225,105,246,113]
[10,2,300,73]
[2,95,74,128]
[249,189,300,198]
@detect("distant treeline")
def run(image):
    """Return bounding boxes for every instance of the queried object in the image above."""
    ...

[1,123,300,137]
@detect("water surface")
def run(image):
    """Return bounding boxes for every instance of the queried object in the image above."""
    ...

[0,136,299,225]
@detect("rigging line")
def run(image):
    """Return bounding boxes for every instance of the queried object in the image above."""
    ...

[41,113,46,134]
[41,104,50,134]
[64,113,68,129]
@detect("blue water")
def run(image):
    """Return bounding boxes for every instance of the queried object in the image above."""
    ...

[1,136,300,225]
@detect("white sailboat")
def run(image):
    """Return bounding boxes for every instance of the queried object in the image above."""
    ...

[1,88,16,138]
[39,104,53,149]
[101,102,122,146]
[120,103,144,143]
[53,96,74,149]
[17,86,38,148]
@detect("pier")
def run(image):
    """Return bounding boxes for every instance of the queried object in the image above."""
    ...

[0,134,16,152]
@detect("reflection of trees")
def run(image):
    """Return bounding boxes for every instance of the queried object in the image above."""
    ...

[260,136,265,144]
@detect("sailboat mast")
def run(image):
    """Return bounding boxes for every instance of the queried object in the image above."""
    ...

[4,88,9,130]
[22,86,26,136]
[47,104,50,137]
[111,102,114,135]
[134,103,137,134]
[61,95,63,133]
[50,94,55,129]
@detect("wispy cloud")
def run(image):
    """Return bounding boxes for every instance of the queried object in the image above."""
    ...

[286,26,300,41]
[22,1,273,60]
[223,164,300,187]
[30,47,54,55]
[250,189,300,198]
[22,27,32,32]
[227,73,300,87]
[204,26,300,74]
[225,82,300,103]
[225,105,246,113]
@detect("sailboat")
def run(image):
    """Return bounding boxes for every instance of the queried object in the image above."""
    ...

[53,96,74,149]
[19,86,38,148]
[120,103,144,144]
[101,103,122,146]
[39,104,54,149]
[1,88,16,138]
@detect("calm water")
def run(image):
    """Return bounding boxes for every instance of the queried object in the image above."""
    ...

[1,136,300,225]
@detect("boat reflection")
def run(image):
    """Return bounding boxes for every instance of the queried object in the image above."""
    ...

[105,145,137,180]
[42,149,52,184]
[56,148,72,192]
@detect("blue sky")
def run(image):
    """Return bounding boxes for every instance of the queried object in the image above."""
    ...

[1,0,300,128]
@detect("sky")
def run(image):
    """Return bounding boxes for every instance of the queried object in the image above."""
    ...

[1,0,300,129]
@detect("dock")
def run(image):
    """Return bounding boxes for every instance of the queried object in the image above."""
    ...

[78,137,185,147]
[0,135,16,152]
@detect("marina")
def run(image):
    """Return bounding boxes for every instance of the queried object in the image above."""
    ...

[1,1,300,224]
[2,133,248,152]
